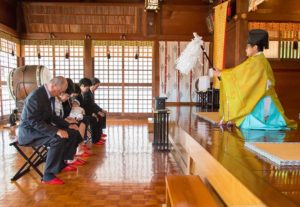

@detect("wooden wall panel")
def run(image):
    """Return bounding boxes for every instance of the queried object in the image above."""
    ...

[223,20,249,68]
[271,61,300,121]
[160,5,210,37]
[223,0,249,68]
[224,22,236,68]
[248,0,300,22]
[274,71,300,121]
[234,19,248,64]
[0,0,17,30]
[146,12,157,36]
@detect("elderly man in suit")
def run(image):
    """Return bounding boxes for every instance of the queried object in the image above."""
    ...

[18,76,81,185]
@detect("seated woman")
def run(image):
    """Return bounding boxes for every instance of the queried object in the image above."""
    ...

[215,29,297,130]
[55,79,89,160]
[79,78,104,145]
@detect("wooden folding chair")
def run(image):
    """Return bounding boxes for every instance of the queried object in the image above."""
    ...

[10,139,48,181]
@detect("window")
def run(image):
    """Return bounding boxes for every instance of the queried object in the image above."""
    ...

[94,46,123,83]
[24,41,84,83]
[124,46,152,84]
[55,45,84,83]
[124,86,152,113]
[94,41,153,113]
[249,22,300,59]
[0,38,17,117]
[24,45,54,75]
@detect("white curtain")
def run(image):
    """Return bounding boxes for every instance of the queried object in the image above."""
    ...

[159,41,210,103]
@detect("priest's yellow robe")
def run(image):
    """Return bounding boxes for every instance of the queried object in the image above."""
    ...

[219,53,297,129]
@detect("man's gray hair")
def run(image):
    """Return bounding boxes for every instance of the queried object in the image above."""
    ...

[49,76,67,86]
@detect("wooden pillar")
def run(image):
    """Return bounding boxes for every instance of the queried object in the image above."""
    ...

[153,40,160,98]
[151,10,160,106]
[234,18,248,64]
[224,0,249,67]
[84,38,93,78]
[235,0,249,65]
[17,44,24,67]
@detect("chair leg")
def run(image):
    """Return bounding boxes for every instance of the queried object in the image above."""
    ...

[11,144,47,181]
[84,125,92,144]
[32,146,48,166]
[11,145,34,181]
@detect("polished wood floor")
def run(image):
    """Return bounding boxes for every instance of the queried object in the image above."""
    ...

[168,106,300,207]
[1,107,300,207]
[0,119,181,207]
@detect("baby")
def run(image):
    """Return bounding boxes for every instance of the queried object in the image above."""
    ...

[69,98,85,121]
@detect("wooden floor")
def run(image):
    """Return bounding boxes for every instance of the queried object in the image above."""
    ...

[1,107,300,207]
[0,119,180,207]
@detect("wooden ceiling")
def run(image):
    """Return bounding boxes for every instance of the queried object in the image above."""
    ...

[19,0,212,37]
[1,0,213,39]
[19,0,144,2]
[22,2,144,34]
[18,0,210,4]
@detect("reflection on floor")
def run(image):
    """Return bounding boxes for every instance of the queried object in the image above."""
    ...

[1,106,300,207]
[168,106,300,207]
[0,120,180,207]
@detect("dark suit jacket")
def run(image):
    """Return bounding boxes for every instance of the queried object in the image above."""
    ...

[75,94,84,107]
[82,90,102,116]
[18,85,70,145]
[62,99,72,119]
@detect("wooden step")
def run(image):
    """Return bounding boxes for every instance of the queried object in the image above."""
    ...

[166,175,218,207]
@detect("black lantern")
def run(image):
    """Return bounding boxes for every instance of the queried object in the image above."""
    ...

[107,50,111,59]
[37,49,41,59]
[65,49,70,59]
[154,97,167,110]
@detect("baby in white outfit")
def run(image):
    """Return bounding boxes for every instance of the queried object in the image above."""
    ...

[69,99,85,121]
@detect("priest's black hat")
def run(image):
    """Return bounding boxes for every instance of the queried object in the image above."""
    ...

[247,29,269,49]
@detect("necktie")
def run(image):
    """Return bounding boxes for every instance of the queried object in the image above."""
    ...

[60,108,64,118]
[50,97,55,114]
